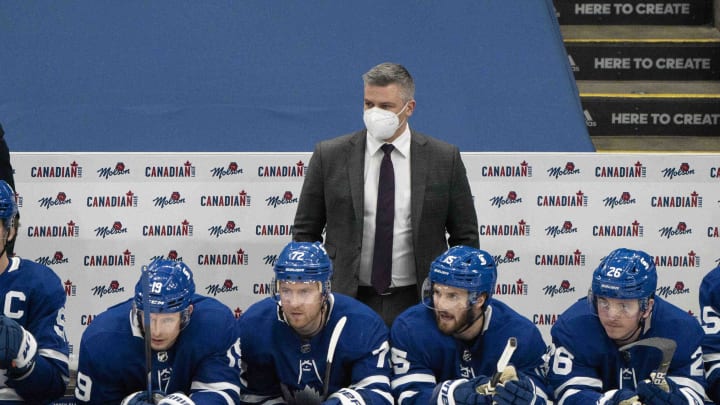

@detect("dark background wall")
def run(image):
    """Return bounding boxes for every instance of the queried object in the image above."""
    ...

[0,0,593,152]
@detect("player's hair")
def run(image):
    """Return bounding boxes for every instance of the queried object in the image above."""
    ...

[363,62,415,103]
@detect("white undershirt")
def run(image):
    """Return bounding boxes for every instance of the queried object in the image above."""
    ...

[359,126,416,288]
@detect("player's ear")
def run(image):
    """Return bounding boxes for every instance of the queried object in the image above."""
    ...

[642,298,654,318]
[187,304,194,316]
[473,292,487,310]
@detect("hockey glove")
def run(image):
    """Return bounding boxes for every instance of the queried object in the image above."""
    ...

[476,365,519,394]
[432,376,494,405]
[494,373,546,405]
[637,377,698,405]
[120,391,165,405]
[597,388,641,405]
[0,315,37,378]
[158,392,195,405]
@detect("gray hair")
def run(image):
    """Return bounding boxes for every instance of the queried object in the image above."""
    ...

[362,62,415,102]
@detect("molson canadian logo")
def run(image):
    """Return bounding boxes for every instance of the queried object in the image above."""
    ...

[30,161,82,178]
[537,190,588,207]
[653,251,700,268]
[97,161,130,179]
[479,220,530,236]
[38,192,72,210]
[208,221,242,238]
[257,160,305,177]
[494,279,528,295]
[489,191,523,208]
[547,161,580,179]
[592,220,644,237]
[94,221,128,239]
[154,191,186,209]
[205,279,239,296]
[480,161,532,177]
[711,166,720,178]
[493,250,520,265]
[150,250,183,262]
[255,224,293,236]
[36,251,70,266]
[145,161,195,178]
[545,220,578,238]
[87,190,138,207]
[210,161,244,179]
[543,280,577,298]
[91,280,125,298]
[603,191,637,209]
[533,313,560,326]
[709,226,720,238]
[656,281,690,298]
[27,220,80,238]
[64,279,77,297]
[650,191,702,208]
[200,190,251,207]
[142,220,193,237]
[253,282,273,295]
[535,249,586,267]
[83,249,135,267]
[662,162,695,180]
[266,191,298,208]
[595,161,646,178]
[197,248,248,266]
[659,222,693,239]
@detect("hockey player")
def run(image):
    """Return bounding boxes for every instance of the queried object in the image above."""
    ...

[74,259,241,405]
[237,241,392,404]
[699,263,720,403]
[391,245,550,405]
[547,248,710,404]
[0,179,69,402]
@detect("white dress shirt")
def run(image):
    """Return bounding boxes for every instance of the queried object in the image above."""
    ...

[359,126,416,288]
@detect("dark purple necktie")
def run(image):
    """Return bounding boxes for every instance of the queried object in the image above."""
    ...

[371,144,395,294]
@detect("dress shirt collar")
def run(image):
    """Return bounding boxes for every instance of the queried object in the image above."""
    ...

[366,125,411,158]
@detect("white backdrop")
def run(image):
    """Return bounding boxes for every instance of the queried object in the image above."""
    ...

[10,152,720,371]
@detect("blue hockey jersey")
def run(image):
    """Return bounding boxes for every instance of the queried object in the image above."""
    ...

[237,293,392,404]
[0,256,69,403]
[74,295,241,405]
[548,296,709,404]
[390,299,550,404]
[699,265,720,403]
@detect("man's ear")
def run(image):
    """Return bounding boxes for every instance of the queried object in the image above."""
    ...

[642,298,654,318]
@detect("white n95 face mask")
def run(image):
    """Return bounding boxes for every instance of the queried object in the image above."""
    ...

[363,103,409,141]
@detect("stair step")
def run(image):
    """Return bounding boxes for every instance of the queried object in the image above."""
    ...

[554,0,713,25]
[562,26,720,80]
[578,81,720,136]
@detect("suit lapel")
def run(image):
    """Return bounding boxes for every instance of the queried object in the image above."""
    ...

[348,132,366,224]
[410,131,429,245]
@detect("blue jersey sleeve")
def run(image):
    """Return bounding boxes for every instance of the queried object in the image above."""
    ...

[186,301,241,405]
[5,259,69,403]
[700,266,720,403]
[390,309,440,405]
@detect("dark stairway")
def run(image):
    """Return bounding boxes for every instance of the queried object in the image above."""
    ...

[555,0,720,151]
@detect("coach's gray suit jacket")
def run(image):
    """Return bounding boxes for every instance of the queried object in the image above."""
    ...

[293,129,479,297]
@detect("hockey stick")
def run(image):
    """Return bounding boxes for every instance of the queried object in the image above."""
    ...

[477,336,517,394]
[490,336,518,388]
[141,266,153,402]
[322,316,347,399]
[619,337,677,391]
